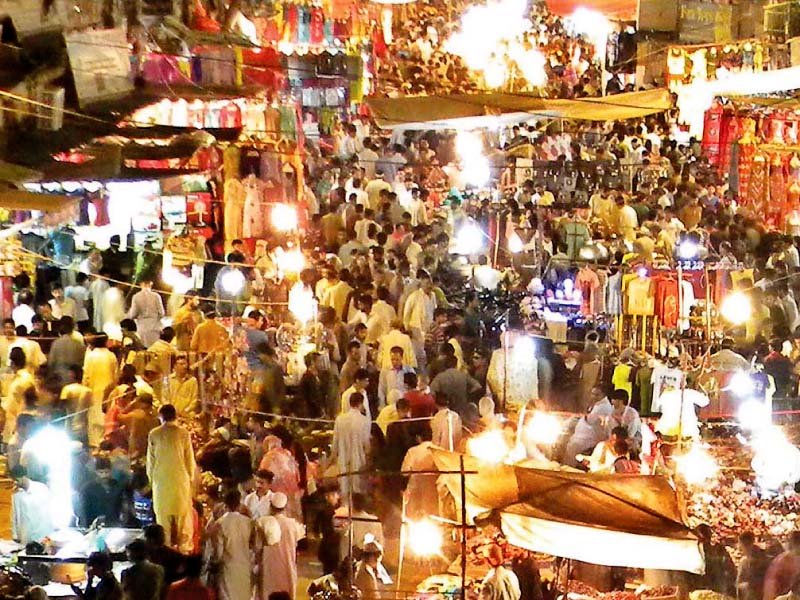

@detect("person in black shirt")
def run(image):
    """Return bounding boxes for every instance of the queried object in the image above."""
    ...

[764,338,796,399]
[78,457,124,528]
[143,524,186,587]
[70,551,122,600]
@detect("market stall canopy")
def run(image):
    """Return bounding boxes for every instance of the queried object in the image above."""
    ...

[367,89,672,129]
[0,189,77,218]
[432,450,704,574]
[0,162,42,185]
[545,0,637,20]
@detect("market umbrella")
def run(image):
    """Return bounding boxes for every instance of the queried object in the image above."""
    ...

[432,449,705,573]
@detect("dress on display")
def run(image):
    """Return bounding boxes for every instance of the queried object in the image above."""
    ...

[769,154,787,227]
[748,153,769,213]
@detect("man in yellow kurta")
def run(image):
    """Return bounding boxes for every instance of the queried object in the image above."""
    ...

[147,404,196,553]
[2,348,33,445]
[167,356,199,415]
[82,334,118,447]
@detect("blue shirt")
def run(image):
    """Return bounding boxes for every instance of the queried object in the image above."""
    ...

[243,326,269,370]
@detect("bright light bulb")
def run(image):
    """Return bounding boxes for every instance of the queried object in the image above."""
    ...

[737,399,771,432]
[274,247,305,274]
[272,203,298,232]
[720,292,751,325]
[729,371,755,398]
[751,425,800,494]
[288,282,316,325]
[467,429,509,464]
[678,239,699,260]
[455,222,485,255]
[484,60,508,89]
[220,269,246,296]
[406,519,443,557]
[525,411,562,445]
[675,443,718,486]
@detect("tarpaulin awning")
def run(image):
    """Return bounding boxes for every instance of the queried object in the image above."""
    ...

[432,450,704,574]
[545,0,637,20]
[0,190,76,212]
[367,88,672,129]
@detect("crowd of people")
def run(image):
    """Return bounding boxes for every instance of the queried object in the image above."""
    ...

[5,5,800,599]
[375,0,606,97]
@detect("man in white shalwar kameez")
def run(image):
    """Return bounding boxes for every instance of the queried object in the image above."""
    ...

[101,281,126,340]
[402,273,437,367]
[128,280,165,347]
[146,404,196,553]
[257,492,305,600]
[82,334,118,447]
[330,393,371,496]
[212,489,253,600]
[89,275,109,333]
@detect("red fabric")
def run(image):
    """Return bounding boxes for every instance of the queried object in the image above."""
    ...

[240,48,285,89]
[219,102,242,129]
[372,22,387,59]
[702,105,724,166]
[405,390,436,418]
[719,112,740,175]
[284,4,299,42]
[654,277,679,328]
[310,7,325,45]
[191,0,221,32]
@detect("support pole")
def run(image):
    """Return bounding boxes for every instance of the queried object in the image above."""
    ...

[460,454,467,600]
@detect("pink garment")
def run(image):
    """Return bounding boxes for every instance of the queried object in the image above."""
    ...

[575,267,601,316]
[259,436,301,517]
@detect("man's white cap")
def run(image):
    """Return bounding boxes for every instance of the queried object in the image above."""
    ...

[271,492,288,509]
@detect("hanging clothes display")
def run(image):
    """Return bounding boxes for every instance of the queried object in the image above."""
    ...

[748,153,769,214]
[701,103,724,166]
[575,266,601,316]
[769,153,787,227]
[224,178,246,242]
[242,175,269,239]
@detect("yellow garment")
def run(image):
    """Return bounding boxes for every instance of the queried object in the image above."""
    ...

[2,369,33,444]
[82,348,118,447]
[625,277,654,316]
[321,280,354,321]
[146,422,196,553]
[190,319,230,354]
[612,364,633,398]
[746,304,771,343]
[730,268,755,291]
[168,375,199,415]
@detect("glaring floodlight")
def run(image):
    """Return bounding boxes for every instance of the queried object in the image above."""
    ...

[220,269,246,296]
[720,292,751,325]
[406,519,444,557]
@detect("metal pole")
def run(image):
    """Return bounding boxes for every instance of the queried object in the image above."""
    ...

[705,262,711,343]
[502,311,509,414]
[460,454,467,600]
[348,484,354,586]
[677,261,684,452]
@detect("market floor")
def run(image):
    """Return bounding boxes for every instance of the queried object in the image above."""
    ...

[296,532,447,599]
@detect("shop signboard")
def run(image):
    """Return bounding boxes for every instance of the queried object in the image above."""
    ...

[679,0,735,43]
[65,28,132,107]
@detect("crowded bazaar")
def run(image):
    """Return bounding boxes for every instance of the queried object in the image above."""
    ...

[4,0,800,598]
